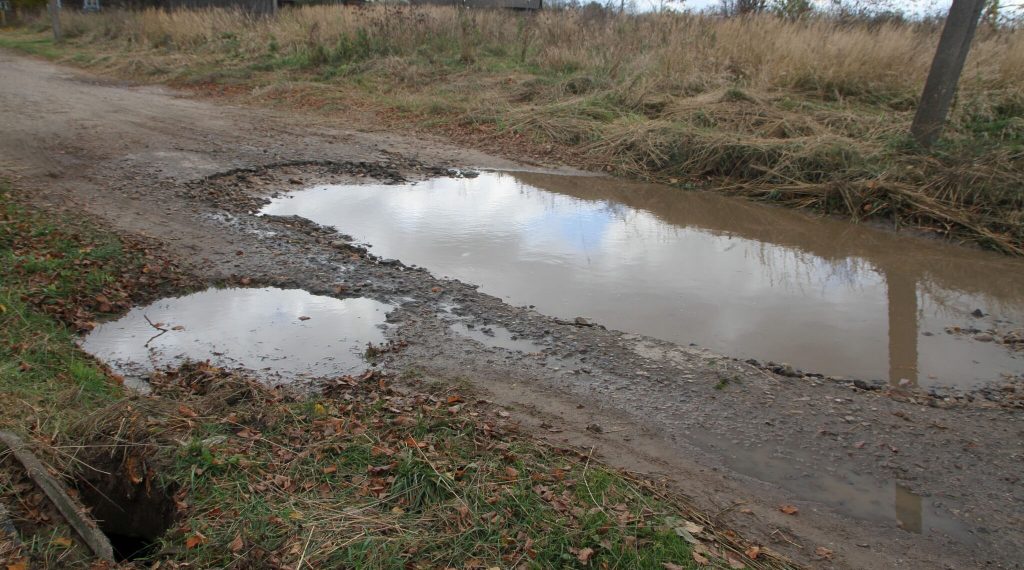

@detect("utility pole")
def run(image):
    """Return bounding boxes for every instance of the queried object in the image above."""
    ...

[48,0,61,42]
[910,0,986,147]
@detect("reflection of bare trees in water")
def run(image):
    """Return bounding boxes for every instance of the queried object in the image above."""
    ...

[509,170,1024,308]
[506,171,1024,386]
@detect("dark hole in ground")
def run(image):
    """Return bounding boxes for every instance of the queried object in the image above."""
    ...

[75,455,176,562]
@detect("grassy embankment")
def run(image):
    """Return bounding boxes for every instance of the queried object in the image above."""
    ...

[0,184,795,568]
[2,6,1023,254]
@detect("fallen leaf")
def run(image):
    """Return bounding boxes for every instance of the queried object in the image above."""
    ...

[52,536,73,548]
[6,559,28,570]
[185,532,207,549]
[815,546,834,559]
[692,551,709,565]
[726,552,747,569]
[228,534,244,553]
[662,564,684,570]
[779,504,799,515]
[673,527,698,544]
[682,520,704,535]
[125,456,144,485]
[577,547,594,564]
[745,545,761,559]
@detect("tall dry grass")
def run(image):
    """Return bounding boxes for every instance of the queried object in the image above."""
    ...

[39,6,1024,252]
[58,6,1024,100]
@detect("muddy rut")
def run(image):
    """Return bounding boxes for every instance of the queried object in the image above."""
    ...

[1,51,1021,569]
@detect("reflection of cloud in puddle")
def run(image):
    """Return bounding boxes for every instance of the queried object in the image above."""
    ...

[81,288,391,382]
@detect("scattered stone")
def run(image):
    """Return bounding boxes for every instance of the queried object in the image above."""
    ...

[973,333,994,342]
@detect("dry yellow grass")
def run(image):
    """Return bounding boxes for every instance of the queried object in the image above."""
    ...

[55,7,1024,98]
[11,6,1024,252]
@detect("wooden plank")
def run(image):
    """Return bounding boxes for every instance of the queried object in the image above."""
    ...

[0,431,114,562]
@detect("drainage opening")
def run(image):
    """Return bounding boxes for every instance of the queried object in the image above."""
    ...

[76,459,176,562]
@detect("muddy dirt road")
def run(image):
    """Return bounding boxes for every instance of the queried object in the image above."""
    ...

[1,51,1021,569]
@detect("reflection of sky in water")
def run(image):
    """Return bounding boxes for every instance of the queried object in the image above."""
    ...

[263,173,1024,387]
[82,288,390,380]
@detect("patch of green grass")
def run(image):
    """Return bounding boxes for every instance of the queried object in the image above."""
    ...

[0,188,130,437]
[0,32,61,58]
[133,362,780,569]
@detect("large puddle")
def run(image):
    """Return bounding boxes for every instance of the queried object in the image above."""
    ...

[262,173,1024,389]
[81,288,390,383]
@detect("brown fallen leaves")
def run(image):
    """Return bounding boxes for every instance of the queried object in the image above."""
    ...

[779,504,799,515]
[0,197,196,333]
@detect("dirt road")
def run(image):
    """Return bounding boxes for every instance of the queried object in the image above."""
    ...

[1,51,1020,569]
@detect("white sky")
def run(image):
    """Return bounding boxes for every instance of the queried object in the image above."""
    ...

[635,0,1020,17]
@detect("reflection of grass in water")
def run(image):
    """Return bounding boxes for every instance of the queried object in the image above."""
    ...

[919,280,1024,323]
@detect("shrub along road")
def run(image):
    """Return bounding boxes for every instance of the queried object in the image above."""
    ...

[0,50,1021,569]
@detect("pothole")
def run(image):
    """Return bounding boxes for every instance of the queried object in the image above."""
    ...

[260,170,1024,389]
[80,287,392,387]
[75,459,176,562]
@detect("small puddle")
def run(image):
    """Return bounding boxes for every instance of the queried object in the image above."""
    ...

[262,172,1024,389]
[81,288,390,384]
[708,438,973,541]
[450,322,544,353]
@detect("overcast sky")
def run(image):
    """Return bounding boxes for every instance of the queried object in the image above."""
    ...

[635,0,1020,17]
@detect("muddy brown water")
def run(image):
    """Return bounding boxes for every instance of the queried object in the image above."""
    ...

[262,172,1024,390]
[81,288,390,384]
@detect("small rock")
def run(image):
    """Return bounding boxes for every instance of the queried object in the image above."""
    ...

[971,309,985,318]
[777,363,798,377]
[586,423,603,433]
[853,379,877,391]
[973,333,994,342]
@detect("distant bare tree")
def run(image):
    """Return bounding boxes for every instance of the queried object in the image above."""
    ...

[719,0,768,16]
[772,0,813,19]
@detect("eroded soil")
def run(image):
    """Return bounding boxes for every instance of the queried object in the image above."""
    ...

[1,51,1021,569]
